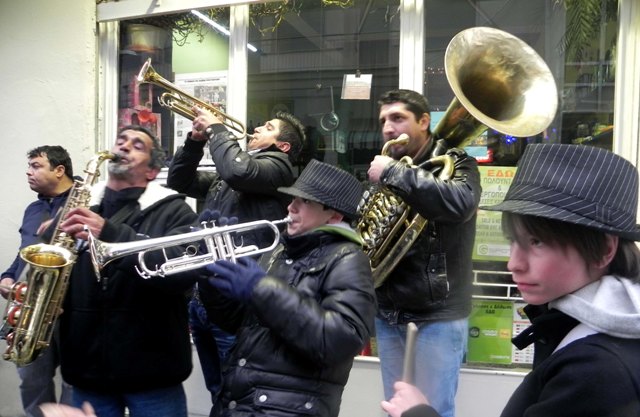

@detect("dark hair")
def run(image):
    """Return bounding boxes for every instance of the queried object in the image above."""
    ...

[503,213,640,282]
[378,89,431,131]
[27,145,74,179]
[118,125,166,170]
[274,112,306,162]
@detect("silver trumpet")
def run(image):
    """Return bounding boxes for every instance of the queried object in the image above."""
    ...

[88,217,291,279]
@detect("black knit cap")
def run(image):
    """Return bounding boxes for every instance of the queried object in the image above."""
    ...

[278,159,364,219]
[482,144,640,241]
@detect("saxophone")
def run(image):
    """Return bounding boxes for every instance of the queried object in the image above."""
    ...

[0,151,119,366]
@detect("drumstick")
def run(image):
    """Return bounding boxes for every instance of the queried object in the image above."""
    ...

[402,322,419,383]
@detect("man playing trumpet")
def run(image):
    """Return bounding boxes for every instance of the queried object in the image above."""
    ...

[199,159,376,417]
[167,106,306,416]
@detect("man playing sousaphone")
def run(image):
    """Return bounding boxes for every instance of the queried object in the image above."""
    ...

[367,89,482,417]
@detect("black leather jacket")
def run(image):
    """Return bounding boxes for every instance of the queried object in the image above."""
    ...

[375,142,481,323]
[200,227,377,417]
[167,125,295,246]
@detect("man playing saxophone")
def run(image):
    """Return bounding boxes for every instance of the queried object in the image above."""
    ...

[166,106,305,416]
[53,126,198,417]
[367,89,481,417]
[1,146,74,417]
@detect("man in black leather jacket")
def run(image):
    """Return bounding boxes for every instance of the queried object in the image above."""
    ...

[166,107,306,416]
[199,159,376,417]
[367,89,481,417]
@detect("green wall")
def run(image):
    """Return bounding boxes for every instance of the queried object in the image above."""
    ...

[172,30,229,73]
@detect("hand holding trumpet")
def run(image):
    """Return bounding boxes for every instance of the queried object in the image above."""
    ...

[191,106,225,141]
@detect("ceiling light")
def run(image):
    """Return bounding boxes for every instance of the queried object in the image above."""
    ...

[191,10,257,53]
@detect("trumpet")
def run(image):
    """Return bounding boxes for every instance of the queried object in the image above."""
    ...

[89,217,291,279]
[137,58,247,139]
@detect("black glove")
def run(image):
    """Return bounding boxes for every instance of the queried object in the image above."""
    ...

[206,257,266,302]
[197,209,238,227]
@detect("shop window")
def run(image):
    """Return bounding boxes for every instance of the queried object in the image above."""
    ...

[422,0,618,369]
[247,0,401,174]
[117,9,231,164]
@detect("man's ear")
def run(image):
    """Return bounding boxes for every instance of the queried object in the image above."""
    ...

[146,167,161,182]
[275,141,291,153]
[325,210,344,224]
[419,112,431,133]
[54,165,66,179]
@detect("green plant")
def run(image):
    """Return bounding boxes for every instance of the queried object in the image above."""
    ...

[112,0,375,45]
[555,0,618,61]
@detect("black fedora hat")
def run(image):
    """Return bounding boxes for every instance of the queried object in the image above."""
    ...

[278,159,363,219]
[482,144,640,241]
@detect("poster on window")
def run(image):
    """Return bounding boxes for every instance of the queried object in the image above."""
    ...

[467,300,513,365]
[474,165,517,262]
[173,71,228,165]
[512,302,534,365]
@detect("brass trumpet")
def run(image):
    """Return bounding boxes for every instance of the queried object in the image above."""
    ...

[89,217,290,279]
[137,58,247,139]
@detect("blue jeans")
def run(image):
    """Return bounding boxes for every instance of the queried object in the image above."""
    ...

[72,385,187,417]
[17,326,73,417]
[189,295,235,416]
[375,317,468,417]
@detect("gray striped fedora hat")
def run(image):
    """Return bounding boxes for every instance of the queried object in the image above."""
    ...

[278,159,363,219]
[482,144,640,241]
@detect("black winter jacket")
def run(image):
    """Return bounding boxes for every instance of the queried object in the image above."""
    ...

[401,307,640,417]
[501,306,640,417]
[376,142,481,323]
[59,182,198,393]
[200,227,377,417]
[167,126,294,246]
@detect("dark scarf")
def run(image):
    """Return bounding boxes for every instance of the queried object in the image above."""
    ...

[99,187,145,219]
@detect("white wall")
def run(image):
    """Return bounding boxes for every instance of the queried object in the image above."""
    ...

[0,0,97,272]
[0,1,97,415]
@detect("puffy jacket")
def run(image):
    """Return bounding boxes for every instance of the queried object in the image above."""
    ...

[167,126,295,246]
[59,182,198,392]
[375,143,481,322]
[200,226,377,417]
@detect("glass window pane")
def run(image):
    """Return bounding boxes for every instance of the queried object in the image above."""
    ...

[248,0,400,176]
[118,9,231,161]
[424,0,618,166]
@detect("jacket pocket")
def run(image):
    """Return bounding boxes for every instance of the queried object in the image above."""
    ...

[424,252,449,303]
[253,386,320,415]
